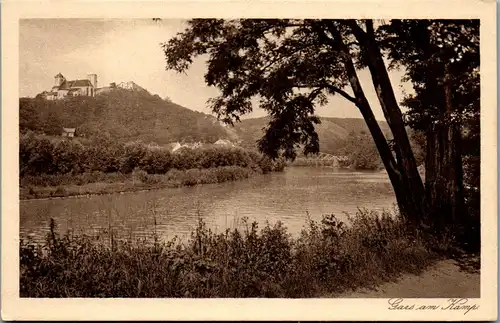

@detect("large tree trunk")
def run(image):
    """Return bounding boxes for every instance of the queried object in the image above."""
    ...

[425,124,465,233]
[425,63,465,234]
[348,20,428,226]
[327,24,420,224]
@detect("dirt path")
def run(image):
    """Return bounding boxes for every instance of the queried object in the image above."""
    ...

[339,256,480,298]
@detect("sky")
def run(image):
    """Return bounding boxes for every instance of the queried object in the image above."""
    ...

[19,19,412,120]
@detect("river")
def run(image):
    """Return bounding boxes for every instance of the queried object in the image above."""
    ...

[20,167,397,243]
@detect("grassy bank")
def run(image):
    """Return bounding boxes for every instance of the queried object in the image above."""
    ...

[20,209,447,298]
[20,132,286,200]
[20,166,263,200]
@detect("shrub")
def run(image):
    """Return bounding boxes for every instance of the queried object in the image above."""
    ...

[140,147,173,174]
[20,133,56,175]
[131,169,149,183]
[52,139,85,174]
[52,186,66,197]
[120,141,149,173]
[83,143,123,173]
[21,172,128,188]
[19,134,285,180]
[171,147,199,170]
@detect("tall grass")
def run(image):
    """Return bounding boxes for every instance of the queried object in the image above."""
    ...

[20,209,443,298]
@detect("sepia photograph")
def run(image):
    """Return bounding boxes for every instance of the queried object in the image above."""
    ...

[2,0,497,321]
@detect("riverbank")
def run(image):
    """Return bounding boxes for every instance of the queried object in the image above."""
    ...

[20,209,458,298]
[20,166,269,200]
[20,133,288,200]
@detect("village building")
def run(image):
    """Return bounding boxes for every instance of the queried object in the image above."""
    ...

[170,142,205,152]
[61,127,76,138]
[45,73,98,100]
[214,139,234,146]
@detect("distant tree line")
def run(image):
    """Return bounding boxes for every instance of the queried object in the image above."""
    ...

[20,132,285,177]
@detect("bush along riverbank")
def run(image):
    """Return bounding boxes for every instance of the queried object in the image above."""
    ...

[20,209,451,298]
[19,133,285,199]
[20,167,264,200]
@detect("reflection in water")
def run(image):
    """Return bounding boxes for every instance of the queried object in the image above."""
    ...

[20,167,396,243]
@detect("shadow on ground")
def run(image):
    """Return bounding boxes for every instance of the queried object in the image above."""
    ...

[451,252,480,275]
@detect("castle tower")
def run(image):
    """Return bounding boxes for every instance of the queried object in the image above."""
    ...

[87,74,97,97]
[54,73,65,86]
[87,74,97,89]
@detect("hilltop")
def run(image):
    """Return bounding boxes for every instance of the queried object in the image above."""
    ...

[21,88,231,145]
[20,85,389,153]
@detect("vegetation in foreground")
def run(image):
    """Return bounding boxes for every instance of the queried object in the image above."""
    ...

[20,209,450,298]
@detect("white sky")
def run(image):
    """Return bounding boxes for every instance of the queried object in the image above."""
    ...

[19,19,412,120]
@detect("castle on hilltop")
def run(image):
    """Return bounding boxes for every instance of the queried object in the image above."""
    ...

[44,73,97,100]
[41,73,147,100]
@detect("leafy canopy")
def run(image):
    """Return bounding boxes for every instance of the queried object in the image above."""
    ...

[377,20,479,129]
[163,19,364,159]
[163,19,479,160]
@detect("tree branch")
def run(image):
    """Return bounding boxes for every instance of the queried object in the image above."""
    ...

[307,87,325,102]
[259,42,316,74]
[293,81,357,105]
[323,82,357,104]
[345,20,368,44]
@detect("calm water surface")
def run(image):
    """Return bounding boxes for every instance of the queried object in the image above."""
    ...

[20,167,396,243]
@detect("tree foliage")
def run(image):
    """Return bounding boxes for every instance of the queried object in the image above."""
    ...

[19,132,284,176]
[163,19,480,240]
[163,20,361,160]
[163,19,426,224]
[379,20,479,129]
[380,19,480,238]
